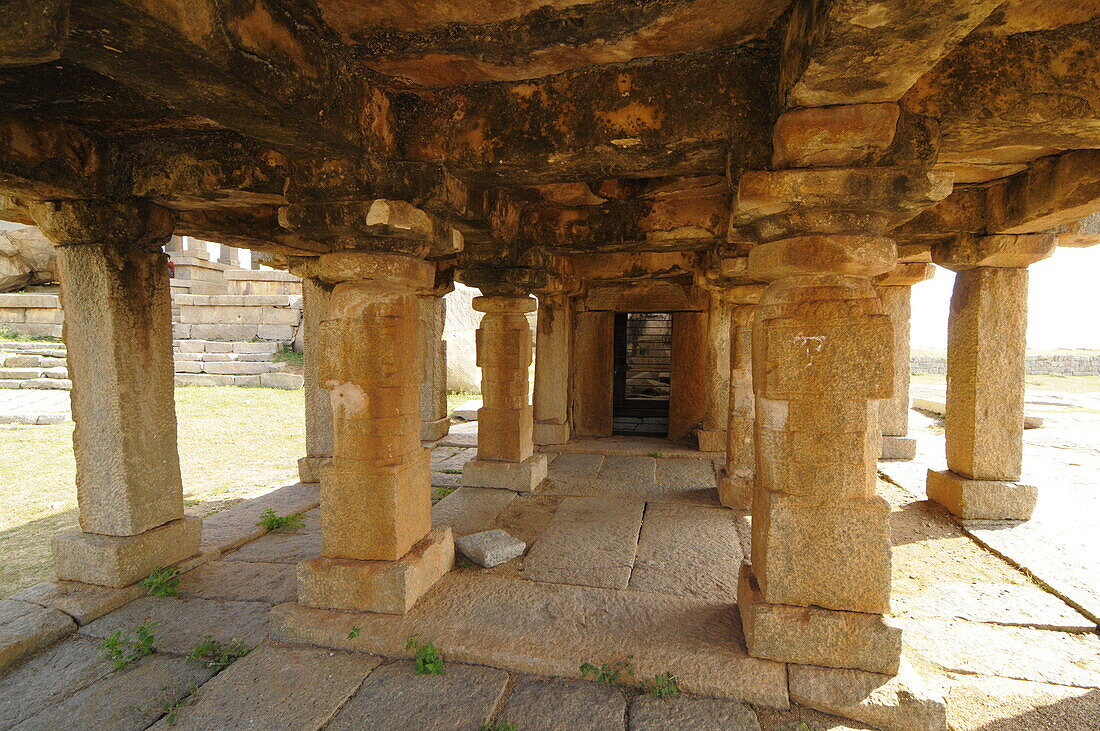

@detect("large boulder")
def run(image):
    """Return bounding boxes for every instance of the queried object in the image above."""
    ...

[0,225,57,292]
[445,283,483,393]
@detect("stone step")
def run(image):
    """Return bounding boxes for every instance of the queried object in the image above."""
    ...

[175,372,303,389]
[174,360,286,376]
[0,368,47,379]
[173,339,282,355]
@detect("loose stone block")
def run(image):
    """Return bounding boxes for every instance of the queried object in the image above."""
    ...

[629,695,762,730]
[880,436,916,461]
[298,527,455,613]
[738,564,901,675]
[0,599,76,673]
[926,469,1038,521]
[456,529,526,568]
[497,676,628,730]
[461,453,548,492]
[53,516,201,588]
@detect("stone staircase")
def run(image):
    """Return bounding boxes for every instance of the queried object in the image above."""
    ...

[0,343,71,390]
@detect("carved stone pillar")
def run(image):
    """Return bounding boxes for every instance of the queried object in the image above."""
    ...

[418,287,451,443]
[926,234,1055,520]
[533,292,573,446]
[30,200,200,587]
[461,295,548,491]
[298,276,334,484]
[696,289,734,452]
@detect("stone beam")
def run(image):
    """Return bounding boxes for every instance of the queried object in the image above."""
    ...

[780,0,1001,108]
[399,48,775,185]
[0,0,69,67]
[174,206,326,257]
[0,113,119,199]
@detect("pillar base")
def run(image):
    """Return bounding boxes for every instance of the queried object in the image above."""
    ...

[297,527,454,614]
[738,563,901,675]
[533,422,570,446]
[53,517,202,588]
[879,436,916,461]
[696,429,727,453]
[926,469,1037,520]
[420,417,450,443]
[297,455,332,484]
[716,468,752,510]
[461,454,548,492]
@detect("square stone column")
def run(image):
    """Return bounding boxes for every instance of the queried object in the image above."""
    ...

[418,292,450,443]
[298,276,334,484]
[533,293,572,446]
[294,252,454,613]
[217,244,240,267]
[461,295,548,491]
[30,200,200,588]
[926,234,1055,520]
[716,292,763,509]
[696,290,733,452]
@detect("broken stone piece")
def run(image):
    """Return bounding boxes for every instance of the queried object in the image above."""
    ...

[455,529,526,568]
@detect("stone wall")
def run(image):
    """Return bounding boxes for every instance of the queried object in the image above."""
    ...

[226,269,302,295]
[174,294,302,344]
[912,354,1100,376]
[0,293,64,338]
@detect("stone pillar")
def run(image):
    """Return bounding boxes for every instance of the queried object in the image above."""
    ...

[294,252,453,613]
[29,200,200,588]
[461,295,548,491]
[298,276,334,484]
[873,263,935,461]
[217,244,240,267]
[696,290,733,452]
[926,234,1055,520]
[180,236,207,260]
[418,291,450,443]
[533,293,572,446]
[164,235,184,253]
[715,285,765,510]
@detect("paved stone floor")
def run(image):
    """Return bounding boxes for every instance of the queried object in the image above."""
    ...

[1,430,1099,729]
[0,390,69,425]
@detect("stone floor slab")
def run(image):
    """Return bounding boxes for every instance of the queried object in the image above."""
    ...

[596,455,657,489]
[438,421,478,447]
[629,503,742,601]
[892,581,1094,632]
[942,673,1100,731]
[327,660,509,730]
[0,598,76,673]
[9,580,143,626]
[178,560,297,603]
[431,487,516,538]
[495,675,627,730]
[152,644,380,729]
[629,695,761,730]
[222,512,321,564]
[545,452,605,487]
[198,482,320,555]
[272,572,790,707]
[523,496,644,590]
[17,653,217,731]
[79,597,271,656]
[0,637,113,728]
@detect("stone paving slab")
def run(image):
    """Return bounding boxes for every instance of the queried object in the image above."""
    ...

[17,652,217,731]
[495,675,627,730]
[542,454,720,504]
[222,510,321,564]
[271,572,790,707]
[628,503,742,602]
[892,581,1094,632]
[942,673,1100,731]
[0,636,114,728]
[596,455,657,489]
[431,486,516,538]
[178,560,297,603]
[199,482,320,555]
[542,437,711,459]
[629,695,761,730]
[152,644,380,729]
[432,446,478,470]
[9,580,144,626]
[0,598,76,673]
[327,660,509,730]
[438,421,478,447]
[544,452,605,487]
[523,496,645,590]
[79,597,271,656]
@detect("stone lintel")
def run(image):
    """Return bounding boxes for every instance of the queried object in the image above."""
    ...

[934,233,1056,271]
[879,436,917,461]
[746,235,897,282]
[297,527,454,613]
[290,251,435,289]
[52,517,202,588]
[472,294,537,314]
[873,262,935,287]
[29,198,173,248]
[738,563,901,675]
[461,454,549,492]
[926,469,1038,521]
[772,104,900,169]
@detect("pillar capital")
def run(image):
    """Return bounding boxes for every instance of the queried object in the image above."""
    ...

[874,262,936,287]
[290,251,435,291]
[29,198,173,248]
[932,233,1056,271]
[746,235,897,282]
[472,294,537,314]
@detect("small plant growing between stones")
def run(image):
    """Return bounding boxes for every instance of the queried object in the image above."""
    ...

[140,567,182,597]
[186,636,250,670]
[579,658,633,685]
[347,626,361,640]
[648,451,663,459]
[101,621,158,669]
[256,508,304,531]
[480,721,518,731]
[406,634,445,675]
[144,682,198,726]
[643,672,680,699]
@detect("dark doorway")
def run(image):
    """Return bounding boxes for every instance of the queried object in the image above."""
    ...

[612,312,671,436]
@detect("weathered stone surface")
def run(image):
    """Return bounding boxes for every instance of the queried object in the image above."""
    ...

[461,453,548,492]
[629,695,761,730]
[545,451,604,489]
[79,597,271,656]
[943,674,1100,731]
[18,653,217,731]
[328,661,509,730]
[891,581,1094,632]
[456,529,526,568]
[629,503,742,601]
[222,522,321,564]
[788,660,947,731]
[772,104,900,169]
[879,436,916,461]
[9,580,143,626]
[0,598,76,673]
[178,560,297,603]
[524,496,644,590]
[0,637,113,729]
[53,516,202,588]
[934,234,1056,270]
[272,571,790,707]
[497,676,627,730]
[926,469,1038,521]
[260,372,304,389]
[154,645,380,729]
[431,486,516,538]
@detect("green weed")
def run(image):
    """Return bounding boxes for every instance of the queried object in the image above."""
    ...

[347,626,361,640]
[406,635,445,675]
[139,567,181,597]
[256,508,304,530]
[101,621,157,669]
[480,722,518,731]
[186,636,250,670]
[643,672,680,699]
[579,658,633,685]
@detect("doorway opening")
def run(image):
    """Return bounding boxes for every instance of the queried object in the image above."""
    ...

[612,312,672,436]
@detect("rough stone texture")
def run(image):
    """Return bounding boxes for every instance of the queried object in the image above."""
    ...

[154,645,380,730]
[772,104,900,168]
[718,303,756,509]
[443,283,483,393]
[79,596,271,656]
[297,527,455,613]
[474,295,536,463]
[9,580,144,626]
[18,653,217,731]
[53,515,202,588]
[461,453,548,492]
[418,293,450,442]
[222,520,321,564]
[0,637,114,728]
[788,660,947,731]
[668,310,707,442]
[700,292,733,440]
[524,496,644,590]
[328,661,509,730]
[178,560,297,603]
[879,436,916,461]
[496,676,627,730]
[942,674,1100,731]
[891,581,1094,632]
[533,293,572,446]
[431,486,516,538]
[456,529,526,568]
[629,695,761,730]
[272,571,790,707]
[629,503,742,601]
[300,279,333,481]
[200,482,319,555]
[926,469,1038,520]
[0,226,56,293]
[876,284,914,438]
[0,598,76,674]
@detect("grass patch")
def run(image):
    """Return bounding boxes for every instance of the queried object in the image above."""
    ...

[101,621,157,669]
[256,509,304,531]
[431,486,457,502]
[0,328,60,343]
[273,346,304,368]
[186,636,250,670]
[139,567,181,597]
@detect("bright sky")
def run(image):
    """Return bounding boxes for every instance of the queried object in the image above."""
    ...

[910,245,1100,351]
